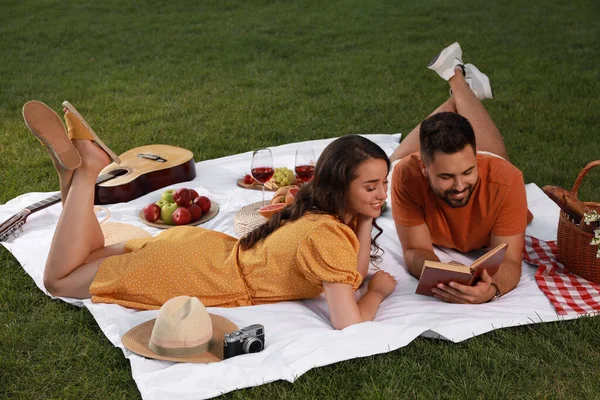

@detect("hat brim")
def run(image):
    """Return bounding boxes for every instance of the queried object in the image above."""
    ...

[101,222,152,247]
[122,314,238,363]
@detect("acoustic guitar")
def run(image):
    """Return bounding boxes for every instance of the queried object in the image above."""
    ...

[0,144,196,242]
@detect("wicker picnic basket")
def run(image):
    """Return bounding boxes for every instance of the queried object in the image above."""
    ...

[556,160,600,283]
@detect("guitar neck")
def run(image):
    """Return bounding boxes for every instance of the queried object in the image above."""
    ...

[26,194,62,213]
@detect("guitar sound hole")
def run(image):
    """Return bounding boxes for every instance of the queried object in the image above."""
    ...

[109,169,129,177]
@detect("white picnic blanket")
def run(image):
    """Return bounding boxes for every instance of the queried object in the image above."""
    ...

[0,134,584,400]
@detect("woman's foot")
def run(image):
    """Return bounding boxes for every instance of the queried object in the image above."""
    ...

[63,101,121,165]
[72,139,111,177]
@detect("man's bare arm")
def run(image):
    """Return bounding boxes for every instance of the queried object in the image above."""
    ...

[488,232,525,296]
[396,222,440,278]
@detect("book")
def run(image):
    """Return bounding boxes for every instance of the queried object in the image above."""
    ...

[415,243,508,296]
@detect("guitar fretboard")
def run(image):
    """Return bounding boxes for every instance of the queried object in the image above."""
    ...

[26,194,62,213]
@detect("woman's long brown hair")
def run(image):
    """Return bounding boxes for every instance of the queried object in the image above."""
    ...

[240,135,390,262]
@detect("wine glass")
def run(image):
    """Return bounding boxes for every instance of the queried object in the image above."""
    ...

[251,148,274,206]
[295,148,316,183]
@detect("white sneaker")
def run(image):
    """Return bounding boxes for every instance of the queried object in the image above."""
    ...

[464,63,493,100]
[427,42,464,81]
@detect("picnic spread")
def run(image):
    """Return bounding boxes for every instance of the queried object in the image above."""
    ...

[1,134,599,400]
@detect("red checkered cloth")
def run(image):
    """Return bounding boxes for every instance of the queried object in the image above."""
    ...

[523,235,600,315]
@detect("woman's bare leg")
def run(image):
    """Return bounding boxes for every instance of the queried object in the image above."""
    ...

[54,159,107,258]
[53,161,73,206]
[52,152,106,252]
[389,98,456,162]
[448,68,510,161]
[43,140,125,299]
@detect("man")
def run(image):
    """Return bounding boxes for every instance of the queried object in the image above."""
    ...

[390,42,532,304]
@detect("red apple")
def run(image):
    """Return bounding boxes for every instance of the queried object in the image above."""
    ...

[189,189,199,201]
[143,203,161,223]
[194,196,211,214]
[172,207,192,225]
[173,188,191,207]
[187,203,203,221]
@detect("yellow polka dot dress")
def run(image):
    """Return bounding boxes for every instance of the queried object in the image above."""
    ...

[90,214,362,310]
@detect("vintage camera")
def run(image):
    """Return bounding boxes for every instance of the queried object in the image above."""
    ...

[223,324,265,359]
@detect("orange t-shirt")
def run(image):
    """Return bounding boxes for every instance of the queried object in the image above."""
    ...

[392,152,531,253]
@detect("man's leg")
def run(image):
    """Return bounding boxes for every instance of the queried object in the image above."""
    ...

[389,98,456,162]
[448,68,510,161]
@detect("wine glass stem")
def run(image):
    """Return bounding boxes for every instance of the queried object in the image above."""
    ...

[262,184,265,206]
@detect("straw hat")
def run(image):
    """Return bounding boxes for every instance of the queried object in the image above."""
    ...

[234,201,267,237]
[94,206,152,246]
[101,222,152,246]
[121,296,238,363]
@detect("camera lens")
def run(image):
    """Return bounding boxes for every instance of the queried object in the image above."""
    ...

[242,337,263,354]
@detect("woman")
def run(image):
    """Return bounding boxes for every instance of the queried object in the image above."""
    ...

[24,101,397,330]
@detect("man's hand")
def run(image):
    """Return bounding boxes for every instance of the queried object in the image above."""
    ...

[367,270,397,298]
[431,270,496,304]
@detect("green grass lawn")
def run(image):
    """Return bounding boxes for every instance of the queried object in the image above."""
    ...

[1,0,599,398]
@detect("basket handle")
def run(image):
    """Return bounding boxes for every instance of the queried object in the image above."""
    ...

[572,160,600,197]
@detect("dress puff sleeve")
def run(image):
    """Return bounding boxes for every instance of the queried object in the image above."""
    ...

[296,219,363,290]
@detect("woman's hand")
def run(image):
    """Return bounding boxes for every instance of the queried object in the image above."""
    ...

[367,270,397,298]
[324,272,397,330]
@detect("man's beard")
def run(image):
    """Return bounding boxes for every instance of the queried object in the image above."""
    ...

[429,178,477,208]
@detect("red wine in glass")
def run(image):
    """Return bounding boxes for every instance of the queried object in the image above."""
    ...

[251,167,274,184]
[251,148,274,206]
[295,148,316,183]
[295,165,315,182]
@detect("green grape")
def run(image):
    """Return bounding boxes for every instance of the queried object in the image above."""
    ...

[273,167,295,185]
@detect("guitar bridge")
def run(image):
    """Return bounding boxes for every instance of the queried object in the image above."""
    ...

[137,153,167,163]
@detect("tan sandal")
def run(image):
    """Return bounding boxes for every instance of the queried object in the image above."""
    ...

[62,101,121,164]
[22,100,82,170]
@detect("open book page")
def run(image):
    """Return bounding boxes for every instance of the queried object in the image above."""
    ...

[433,246,488,266]
[432,247,457,264]
[434,243,507,266]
